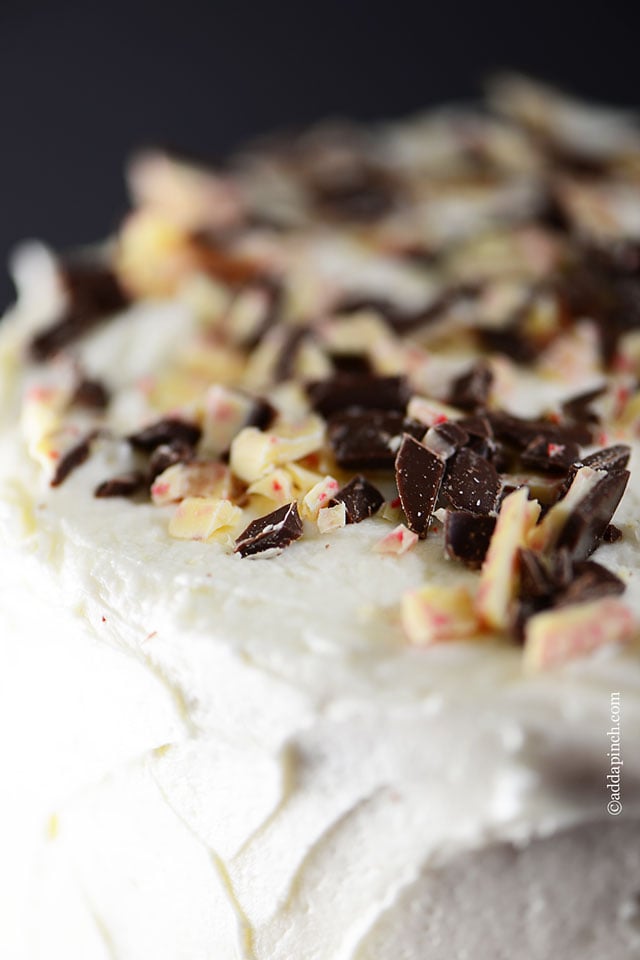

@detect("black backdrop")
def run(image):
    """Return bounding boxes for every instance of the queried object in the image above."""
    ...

[1,0,639,305]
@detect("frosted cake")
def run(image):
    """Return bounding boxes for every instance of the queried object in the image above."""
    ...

[1,75,640,959]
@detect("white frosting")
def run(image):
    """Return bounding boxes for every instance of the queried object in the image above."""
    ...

[2,245,640,960]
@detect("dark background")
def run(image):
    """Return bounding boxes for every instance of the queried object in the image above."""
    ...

[1,0,639,306]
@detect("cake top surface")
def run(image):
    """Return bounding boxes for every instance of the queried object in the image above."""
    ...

[2,73,640,706]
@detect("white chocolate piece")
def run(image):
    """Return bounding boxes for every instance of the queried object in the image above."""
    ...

[248,469,296,505]
[301,475,340,520]
[229,416,325,484]
[401,584,478,645]
[317,502,347,533]
[407,395,462,428]
[476,487,541,631]
[200,385,256,457]
[151,461,234,505]
[116,210,196,298]
[168,497,242,541]
[523,598,635,670]
[374,524,419,556]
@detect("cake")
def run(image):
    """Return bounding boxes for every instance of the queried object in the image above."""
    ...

[1,75,640,959]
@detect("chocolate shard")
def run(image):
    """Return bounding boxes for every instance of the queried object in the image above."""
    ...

[518,548,556,600]
[51,433,95,487]
[328,411,423,470]
[554,560,625,608]
[329,475,384,524]
[487,411,593,449]
[71,377,110,410]
[272,325,310,383]
[444,511,496,569]
[520,435,581,474]
[94,471,146,498]
[247,397,278,432]
[148,441,196,482]
[456,413,499,461]
[307,374,409,417]
[579,444,631,474]
[561,385,606,424]
[423,421,469,460]
[30,263,129,361]
[556,469,630,561]
[395,434,445,538]
[449,361,493,411]
[604,523,622,543]
[234,501,303,557]
[310,163,397,222]
[440,448,500,515]
[127,418,202,453]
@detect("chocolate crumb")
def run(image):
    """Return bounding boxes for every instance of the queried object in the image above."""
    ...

[440,448,500,515]
[395,434,445,537]
[307,374,409,417]
[71,377,110,410]
[95,471,146,498]
[51,434,95,487]
[444,511,496,569]
[328,411,423,470]
[234,501,303,557]
[148,441,196,482]
[127,418,202,453]
[604,523,622,543]
[449,361,493,411]
[329,475,384,524]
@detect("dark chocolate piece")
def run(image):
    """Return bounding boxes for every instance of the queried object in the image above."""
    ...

[444,511,496,569]
[328,411,423,470]
[127,418,202,453]
[148,441,196,482]
[423,421,469,459]
[71,377,110,410]
[310,164,396,222]
[488,411,592,449]
[561,386,606,424]
[554,560,625,608]
[518,548,556,600]
[520,435,581,474]
[94,471,146,498]
[50,434,95,487]
[234,501,303,557]
[30,263,129,361]
[239,278,284,351]
[246,397,277,432]
[395,434,445,538]
[328,352,372,375]
[449,361,493,411]
[273,325,310,383]
[307,374,409,417]
[579,444,631,474]
[329,475,384,524]
[440,448,500,515]
[604,523,622,543]
[478,327,538,365]
[556,469,630,561]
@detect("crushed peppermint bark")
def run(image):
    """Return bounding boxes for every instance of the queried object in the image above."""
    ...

[234,501,303,557]
[328,475,384,524]
[18,74,640,663]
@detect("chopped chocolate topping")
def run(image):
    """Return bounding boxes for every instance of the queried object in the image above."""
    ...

[71,377,110,410]
[94,471,146,498]
[449,361,493,411]
[246,397,277,432]
[328,352,372,375]
[423,421,469,460]
[487,411,592,449]
[234,501,303,557]
[554,560,625,608]
[478,327,538,365]
[561,386,606,424]
[444,511,496,569]
[30,263,129,361]
[50,434,95,487]
[395,434,445,537]
[148,441,196,482]
[604,523,622,543]
[127,418,202,453]
[579,444,631,474]
[520,435,581,474]
[273,325,310,383]
[307,374,409,417]
[329,475,384,524]
[310,164,396,222]
[518,548,556,600]
[240,278,284,351]
[328,411,423,470]
[556,469,630,561]
[440,448,500,515]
